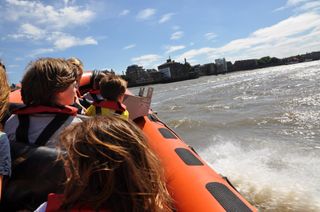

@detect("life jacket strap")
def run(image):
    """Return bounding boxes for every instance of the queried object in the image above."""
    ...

[16,114,69,146]
[16,115,30,144]
[34,114,69,146]
[96,106,102,115]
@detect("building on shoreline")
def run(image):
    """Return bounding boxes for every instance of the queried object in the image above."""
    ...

[122,51,320,87]
[124,58,200,87]
[158,58,197,82]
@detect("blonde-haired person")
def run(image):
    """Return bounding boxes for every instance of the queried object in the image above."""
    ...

[0,61,11,200]
[85,75,129,120]
[67,57,83,86]
[35,116,173,212]
[4,58,82,148]
[67,57,87,114]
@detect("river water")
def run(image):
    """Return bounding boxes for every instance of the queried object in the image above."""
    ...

[132,60,320,211]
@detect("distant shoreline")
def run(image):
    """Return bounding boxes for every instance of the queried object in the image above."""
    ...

[126,51,320,88]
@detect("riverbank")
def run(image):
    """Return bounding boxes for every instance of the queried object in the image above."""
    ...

[125,51,320,88]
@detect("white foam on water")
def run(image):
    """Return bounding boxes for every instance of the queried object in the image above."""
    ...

[198,139,320,211]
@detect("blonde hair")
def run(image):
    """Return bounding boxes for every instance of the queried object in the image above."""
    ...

[0,62,10,129]
[67,57,83,84]
[59,116,173,212]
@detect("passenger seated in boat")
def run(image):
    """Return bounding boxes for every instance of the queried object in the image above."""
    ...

[35,116,173,212]
[67,57,87,114]
[82,71,109,103]
[4,58,82,148]
[85,75,129,120]
[0,61,11,200]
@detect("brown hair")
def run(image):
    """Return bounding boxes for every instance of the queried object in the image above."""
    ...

[92,72,108,90]
[100,75,127,101]
[21,58,76,106]
[67,57,83,84]
[59,116,172,212]
[0,62,10,129]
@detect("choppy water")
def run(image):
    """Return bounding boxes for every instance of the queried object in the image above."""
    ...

[132,60,320,211]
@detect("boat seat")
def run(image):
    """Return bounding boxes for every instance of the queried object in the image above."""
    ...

[0,142,66,211]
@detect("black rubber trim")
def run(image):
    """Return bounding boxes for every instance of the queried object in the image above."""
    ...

[159,128,177,139]
[188,145,199,156]
[147,114,158,122]
[206,182,252,212]
[175,148,203,166]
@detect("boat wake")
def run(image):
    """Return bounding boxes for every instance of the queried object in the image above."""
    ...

[199,141,320,211]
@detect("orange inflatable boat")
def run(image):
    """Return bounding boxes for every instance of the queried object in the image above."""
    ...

[8,71,257,212]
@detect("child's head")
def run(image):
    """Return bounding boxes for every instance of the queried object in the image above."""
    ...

[92,72,108,90]
[59,116,172,211]
[67,57,83,85]
[100,75,127,102]
[21,58,77,106]
[0,61,10,125]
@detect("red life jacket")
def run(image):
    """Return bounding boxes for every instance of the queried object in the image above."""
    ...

[88,89,100,95]
[93,100,126,113]
[13,105,78,146]
[13,105,78,116]
[46,193,111,212]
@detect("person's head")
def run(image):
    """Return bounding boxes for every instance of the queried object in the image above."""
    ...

[0,61,10,129]
[92,72,108,90]
[67,57,83,85]
[21,58,77,106]
[100,75,127,102]
[59,116,172,212]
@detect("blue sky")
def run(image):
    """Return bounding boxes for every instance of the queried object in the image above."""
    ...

[1,0,320,83]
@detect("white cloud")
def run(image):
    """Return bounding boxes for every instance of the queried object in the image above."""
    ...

[131,54,162,68]
[29,48,55,57]
[287,0,310,6]
[123,44,136,50]
[136,8,156,20]
[3,0,98,53]
[63,0,75,6]
[204,32,217,40]
[175,12,320,63]
[298,1,320,11]
[170,31,184,40]
[275,0,320,11]
[159,13,174,24]
[119,9,130,16]
[176,47,215,62]
[5,0,95,29]
[17,23,45,40]
[8,23,46,40]
[53,35,97,50]
[25,32,98,57]
[165,45,186,54]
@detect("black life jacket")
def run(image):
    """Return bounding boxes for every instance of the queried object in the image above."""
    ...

[13,105,77,146]
[0,105,77,211]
